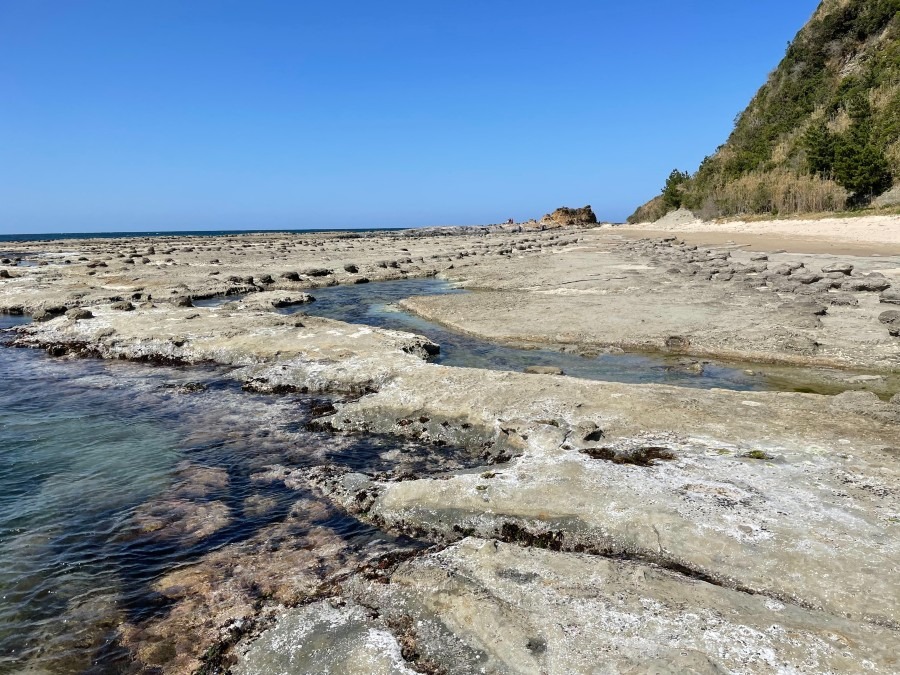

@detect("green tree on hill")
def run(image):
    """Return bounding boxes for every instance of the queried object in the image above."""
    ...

[834,134,892,201]
[832,93,893,201]
[802,120,835,177]
[661,169,691,210]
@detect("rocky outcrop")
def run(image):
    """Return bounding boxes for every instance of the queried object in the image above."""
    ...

[540,205,597,227]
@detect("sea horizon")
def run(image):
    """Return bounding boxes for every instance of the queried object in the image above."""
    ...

[0,225,418,243]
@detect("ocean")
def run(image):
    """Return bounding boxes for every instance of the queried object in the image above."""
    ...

[0,227,406,243]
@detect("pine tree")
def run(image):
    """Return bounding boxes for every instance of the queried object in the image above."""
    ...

[833,100,892,201]
[661,170,691,210]
[802,121,835,176]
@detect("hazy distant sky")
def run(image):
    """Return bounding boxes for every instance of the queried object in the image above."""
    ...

[0,0,820,233]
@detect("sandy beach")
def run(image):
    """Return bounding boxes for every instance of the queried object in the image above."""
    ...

[620,211,900,255]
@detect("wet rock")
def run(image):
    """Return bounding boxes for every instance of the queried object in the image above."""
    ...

[133,499,231,544]
[173,381,208,393]
[343,263,359,273]
[32,306,67,322]
[171,296,194,307]
[280,271,301,281]
[234,601,419,675]
[301,268,332,277]
[523,366,564,376]
[0,270,12,279]
[269,293,316,308]
[664,335,690,350]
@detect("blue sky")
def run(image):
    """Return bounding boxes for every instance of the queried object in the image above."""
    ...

[0,1,820,233]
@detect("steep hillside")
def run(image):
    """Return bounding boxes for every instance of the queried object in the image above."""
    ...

[630,0,900,222]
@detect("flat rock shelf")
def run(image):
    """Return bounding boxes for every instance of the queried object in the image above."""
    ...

[1,225,898,673]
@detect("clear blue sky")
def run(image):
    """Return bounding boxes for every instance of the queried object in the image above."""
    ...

[0,0,820,233]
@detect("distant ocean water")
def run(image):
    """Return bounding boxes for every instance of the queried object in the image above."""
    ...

[0,227,406,243]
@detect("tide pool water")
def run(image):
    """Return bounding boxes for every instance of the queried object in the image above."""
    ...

[0,331,470,673]
[290,279,770,391]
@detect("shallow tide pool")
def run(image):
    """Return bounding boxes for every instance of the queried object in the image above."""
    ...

[282,279,770,391]
[0,326,478,673]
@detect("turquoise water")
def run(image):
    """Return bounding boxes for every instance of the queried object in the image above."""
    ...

[0,321,479,672]
[289,279,769,391]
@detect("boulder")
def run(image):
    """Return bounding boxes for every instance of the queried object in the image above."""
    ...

[65,308,93,320]
[32,306,67,322]
[301,268,332,277]
[880,288,900,305]
[792,271,822,285]
[269,293,316,308]
[843,275,891,292]
[821,262,853,275]
[878,310,900,336]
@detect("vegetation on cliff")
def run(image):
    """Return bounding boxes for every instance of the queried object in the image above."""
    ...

[630,0,900,222]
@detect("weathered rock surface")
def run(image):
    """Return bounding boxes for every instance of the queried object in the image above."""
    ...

[312,365,900,626]
[338,538,897,674]
[400,235,900,371]
[539,205,598,227]
[234,601,419,675]
[13,304,440,392]
[3,225,900,673]
[241,290,315,309]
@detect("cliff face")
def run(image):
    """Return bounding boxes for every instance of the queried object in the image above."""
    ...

[630,0,900,222]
